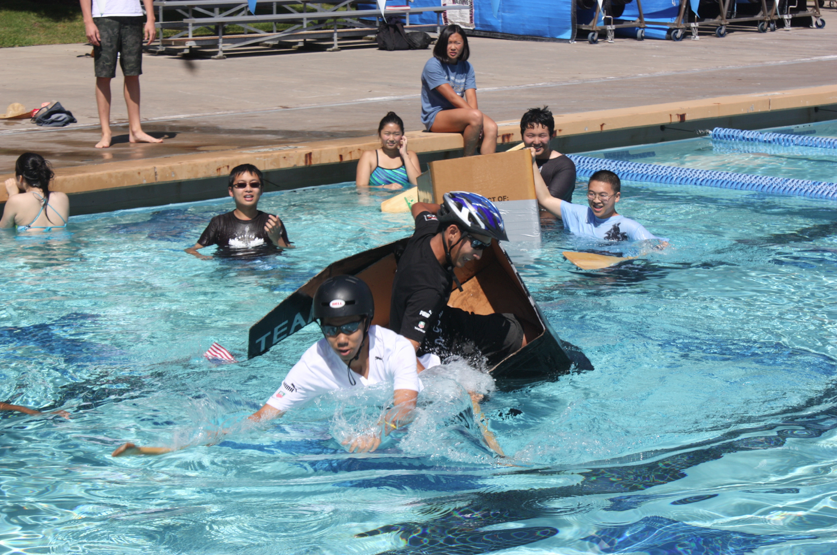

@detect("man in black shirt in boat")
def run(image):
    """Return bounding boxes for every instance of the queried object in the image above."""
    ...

[390,191,525,372]
[186,164,292,259]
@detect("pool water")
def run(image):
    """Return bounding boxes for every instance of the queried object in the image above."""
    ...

[2,121,837,554]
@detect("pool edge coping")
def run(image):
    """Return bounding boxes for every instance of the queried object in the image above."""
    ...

[2,84,836,208]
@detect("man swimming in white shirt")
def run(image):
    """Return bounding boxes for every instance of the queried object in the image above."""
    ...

[112,275,425,456]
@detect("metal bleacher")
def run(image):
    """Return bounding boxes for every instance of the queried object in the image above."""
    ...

[574,0,824,43]
[150,0,468,57]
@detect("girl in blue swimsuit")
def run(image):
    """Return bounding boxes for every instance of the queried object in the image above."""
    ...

[1,153,70,232]
[356,112,421,190]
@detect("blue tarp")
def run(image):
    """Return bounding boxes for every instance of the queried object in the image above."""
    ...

[371,0,574,40]
[473,0,575,39]
[615,0,686,40]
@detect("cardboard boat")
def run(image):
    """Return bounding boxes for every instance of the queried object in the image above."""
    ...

[248,238,592,388]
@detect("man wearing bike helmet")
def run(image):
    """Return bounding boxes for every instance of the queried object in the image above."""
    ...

[113,275,420,456]
[390,191,525,370]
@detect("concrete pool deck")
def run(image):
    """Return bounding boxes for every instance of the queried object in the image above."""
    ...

[1,15,836,209]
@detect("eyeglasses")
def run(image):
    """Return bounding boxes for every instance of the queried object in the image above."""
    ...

[465,234,491,250]
[232,181,262,189]
[587,192,612,202]
[320,320,363,337]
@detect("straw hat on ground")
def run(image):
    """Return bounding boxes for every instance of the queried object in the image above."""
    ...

[0,103,32,119]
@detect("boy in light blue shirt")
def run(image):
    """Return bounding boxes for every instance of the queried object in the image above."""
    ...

[532,157,659,243]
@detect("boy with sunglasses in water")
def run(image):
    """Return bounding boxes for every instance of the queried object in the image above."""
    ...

[113,275,431,456]
[185,164,291,259]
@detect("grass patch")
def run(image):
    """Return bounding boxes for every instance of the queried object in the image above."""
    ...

[0,1,358,47]
[0,0,86,48]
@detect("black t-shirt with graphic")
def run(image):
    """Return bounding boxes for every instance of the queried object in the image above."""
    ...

[537,155,577,203]
[389,212,452,350]
[197,211,287,257]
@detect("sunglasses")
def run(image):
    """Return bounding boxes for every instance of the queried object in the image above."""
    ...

[232,181,262,189]
[320,320,363,337]
[465,234,491,250]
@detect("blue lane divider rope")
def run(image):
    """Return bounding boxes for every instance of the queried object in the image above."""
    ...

[711,127,837,150]
[710,141,837,157]
[567,155,837,200]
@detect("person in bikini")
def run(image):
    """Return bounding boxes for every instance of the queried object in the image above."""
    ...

[112,275,421,456]
[185,164,292,259]
[1,153,70,233]
[355,112,421,190]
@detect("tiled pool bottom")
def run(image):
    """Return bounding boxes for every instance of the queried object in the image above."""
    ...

[2,122,837,553]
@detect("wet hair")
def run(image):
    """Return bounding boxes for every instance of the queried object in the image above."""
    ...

[433,25,470,64]
[15,153,54,200]
[589,170,621,194]
[520,106,555,137]
[228,164,264,188]
[378,112,405,134]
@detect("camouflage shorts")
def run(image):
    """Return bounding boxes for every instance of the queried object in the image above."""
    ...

[93,16,145,78]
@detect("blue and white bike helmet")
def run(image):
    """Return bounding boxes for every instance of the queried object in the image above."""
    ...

[438,191,508,242]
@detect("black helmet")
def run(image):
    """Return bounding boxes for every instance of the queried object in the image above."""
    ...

[437,191,509,242]
[311,275,374,323]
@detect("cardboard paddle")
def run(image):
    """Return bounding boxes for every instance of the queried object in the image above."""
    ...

[562,251,635,270]
[380,187,418,213]
[380,141,528,213]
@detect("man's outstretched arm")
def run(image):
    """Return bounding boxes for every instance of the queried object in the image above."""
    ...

[1,402,41,416]
[112,404,284,457]
[0,402,69,418]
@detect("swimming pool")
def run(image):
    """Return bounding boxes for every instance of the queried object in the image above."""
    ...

[2,120,837,554]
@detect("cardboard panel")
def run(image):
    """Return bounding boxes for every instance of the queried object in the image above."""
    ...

[418,149,535,204]
[449,242,543,343]
[356,254,398,328]
[248,239,405,358]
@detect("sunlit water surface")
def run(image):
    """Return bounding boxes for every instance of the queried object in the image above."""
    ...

[2,122,837,554]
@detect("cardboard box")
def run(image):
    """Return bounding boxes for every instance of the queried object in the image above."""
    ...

[417,149,540,245]
[417,149,535,203]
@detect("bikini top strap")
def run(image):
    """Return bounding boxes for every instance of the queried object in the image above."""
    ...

[28,191,67,226]
[28,192,47,225]
[52,209,68,225]
[375,150,405,171]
